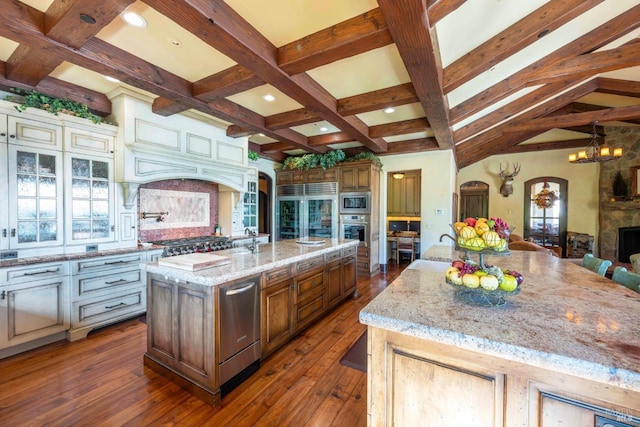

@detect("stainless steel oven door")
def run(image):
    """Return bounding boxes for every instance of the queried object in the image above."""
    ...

[340,221,368,246]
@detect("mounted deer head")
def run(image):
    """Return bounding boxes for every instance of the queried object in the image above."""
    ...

[499,162,521,197]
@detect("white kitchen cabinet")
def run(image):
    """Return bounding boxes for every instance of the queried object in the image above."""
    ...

[67,251,149,341]
[243,179,258,232]
[6,145,64,250]
[64,153,115,245]
[0,261,70,357]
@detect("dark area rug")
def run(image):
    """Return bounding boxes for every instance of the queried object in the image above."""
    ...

[339,330,367,373]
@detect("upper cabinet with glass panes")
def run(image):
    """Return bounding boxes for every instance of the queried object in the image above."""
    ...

[243,180,258,231]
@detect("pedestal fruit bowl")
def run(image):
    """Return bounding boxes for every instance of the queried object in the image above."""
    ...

[445,260,523,307]
[451,217,511,254]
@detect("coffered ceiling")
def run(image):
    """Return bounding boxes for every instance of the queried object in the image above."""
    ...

[1,0,639,169]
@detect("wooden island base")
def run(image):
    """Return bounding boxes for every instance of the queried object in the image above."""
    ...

[143,354,221,408]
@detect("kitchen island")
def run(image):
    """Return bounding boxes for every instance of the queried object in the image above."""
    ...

[140,238,359,406]
[361,246,640,426]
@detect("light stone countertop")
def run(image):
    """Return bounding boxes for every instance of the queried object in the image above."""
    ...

[360,245,640,392]
[140,238,359,286]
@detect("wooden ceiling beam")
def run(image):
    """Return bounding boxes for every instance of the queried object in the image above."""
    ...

[378,137,439,155]
[503,138,591,154]
[377,0,454,151]
[0,62,111,116]
[426,0,468,26]
[0,1,325,153]
[146,0,386,153]
[153,64,264,116]
[443,0,601,94]
[337,83,418,116]
[249,142,287,163]
[369,118,429,139]
[278,8,393,75]
[308,132,353,146]
[507,105,640,134]
[596,77,640,98]
[258,142,296,154]
[529,39,640,84]
[456,79,598,166]
[265,108,320,130]
[6,0,132,86]
[449,4,640,125]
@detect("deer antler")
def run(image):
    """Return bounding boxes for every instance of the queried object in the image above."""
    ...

[512,162,521,176]
[499,163,507,178]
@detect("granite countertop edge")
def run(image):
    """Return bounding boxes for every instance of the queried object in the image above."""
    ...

[359,310,640,392]
[0,245,162,268]
[141,239,359,286]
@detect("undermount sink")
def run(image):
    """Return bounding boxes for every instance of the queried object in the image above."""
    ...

[406,260,451,273]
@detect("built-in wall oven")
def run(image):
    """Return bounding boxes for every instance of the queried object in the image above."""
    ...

[339,192,371,214]
[340,214,369,247]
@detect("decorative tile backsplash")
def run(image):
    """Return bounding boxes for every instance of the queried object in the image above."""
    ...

[137,179,219,242]
[139,188,210,230]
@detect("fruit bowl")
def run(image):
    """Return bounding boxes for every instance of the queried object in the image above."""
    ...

[450,217,512,254]
[444,261,522,307]
[446,278,520,307]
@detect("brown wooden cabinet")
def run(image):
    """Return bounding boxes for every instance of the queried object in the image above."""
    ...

[294,256,326,330]
[387,170,421,216]
[341,246,357,296]
[340,163,371,191]
[261,265,294,358]
[325,246,357,308]
[276,167,337,185]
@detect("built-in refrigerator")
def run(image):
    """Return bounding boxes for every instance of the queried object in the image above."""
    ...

[276,182,338,240]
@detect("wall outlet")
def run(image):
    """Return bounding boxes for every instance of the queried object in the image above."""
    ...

[86,244,98,252]
[0,251,18,260]
[435,208,444,215]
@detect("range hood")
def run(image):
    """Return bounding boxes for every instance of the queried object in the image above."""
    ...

[107,88,254,208]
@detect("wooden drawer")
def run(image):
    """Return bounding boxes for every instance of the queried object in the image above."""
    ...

[296,270,324,303]
[2,261,68,284]
[342,245,357,257]
[295,293,325,326]
[72,268,143,300]
[71,253,145,275]
[325,250,341,263]
[296,256,324,274]
[71,288,145,329]
[263,264,293,287]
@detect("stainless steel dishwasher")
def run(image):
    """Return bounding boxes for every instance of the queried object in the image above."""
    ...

[218,276,261,396]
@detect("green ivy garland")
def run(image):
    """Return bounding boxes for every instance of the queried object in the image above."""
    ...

[6,88,103,124]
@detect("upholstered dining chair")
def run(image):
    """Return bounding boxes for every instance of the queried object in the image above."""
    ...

[396,236,415,264]
[629,253,640,275]
[580,253,612,277]
[611,266,640,293]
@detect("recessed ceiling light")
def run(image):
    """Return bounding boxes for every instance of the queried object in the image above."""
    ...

[122,11,147,28]
[384,107,395,114]
[263,94,276,102]
[319,127,328,132]
[104,76,120,83]
[79,14,96,24]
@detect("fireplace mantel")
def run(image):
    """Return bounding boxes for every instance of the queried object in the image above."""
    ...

[601,201,640,210]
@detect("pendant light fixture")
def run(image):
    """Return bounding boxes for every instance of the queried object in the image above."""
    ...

[568,122,622,163]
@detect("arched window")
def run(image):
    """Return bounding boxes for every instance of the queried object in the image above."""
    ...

[524,177,567,257]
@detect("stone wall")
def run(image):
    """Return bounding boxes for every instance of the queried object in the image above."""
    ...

[599,126,640,261]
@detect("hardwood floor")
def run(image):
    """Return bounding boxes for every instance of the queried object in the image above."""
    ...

[0,263,406,426]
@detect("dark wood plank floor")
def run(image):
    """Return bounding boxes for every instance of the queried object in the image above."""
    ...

[0,263,406,426]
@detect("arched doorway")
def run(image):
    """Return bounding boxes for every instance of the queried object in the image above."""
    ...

[258,172,272,240]
[524,177,567,257]
[459,181,489,221]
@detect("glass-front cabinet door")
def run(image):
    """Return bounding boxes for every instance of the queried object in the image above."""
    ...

[8,146,64,248]
[243,180,258,231]
[277,199,301,240]
[65,154,114,244]
[307,197,336,238]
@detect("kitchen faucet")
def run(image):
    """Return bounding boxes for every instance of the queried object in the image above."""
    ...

[245,228,258,254]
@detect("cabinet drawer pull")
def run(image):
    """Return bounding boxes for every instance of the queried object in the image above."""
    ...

[104,260,128,265]
[105,302,129,309]
[23,268,59,276]
[105,279,129,285]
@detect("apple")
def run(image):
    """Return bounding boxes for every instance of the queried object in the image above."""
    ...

[445,266,460,280]
[464,217,477,227]
[479,274,499,290]
[451,260,465,269]
[462,273,480,288]
[500,274,518,292]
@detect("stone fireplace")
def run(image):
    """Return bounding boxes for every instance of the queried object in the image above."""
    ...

[599,126,640,262]
[618,226,640,263]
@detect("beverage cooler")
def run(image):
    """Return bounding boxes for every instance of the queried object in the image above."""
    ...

[276,183,338,240]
